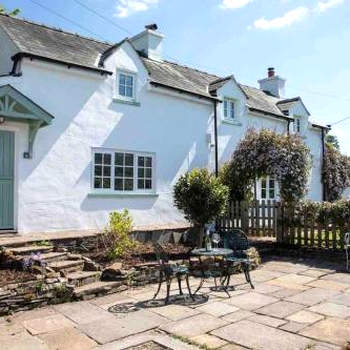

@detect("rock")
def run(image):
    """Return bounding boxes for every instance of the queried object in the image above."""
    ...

[101,263,125,281]
[82,257,102,272]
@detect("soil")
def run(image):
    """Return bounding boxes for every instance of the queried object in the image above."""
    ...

[88,242,191,269]
[0,268,37,287]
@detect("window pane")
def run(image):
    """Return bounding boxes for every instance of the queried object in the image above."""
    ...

[126,75,133,86]
[145,180,152,189]
[145,168,152,178]
[94,153,102,164]
[94,177,102,189]
[138,157,144,167]
[115,166,123,177]
[119,84,125,96]
[261,189,266,199]
[224,101,228,117]
[103,166,111,177]
[125,167,133,177]
[115,178,123,191]
[261,178,267,189]
[103,154,111,165]
[138,179,144,189]
[103,178,111,189]
[94,166,102,176]
[269,179,275,189]
[126,87,133,97]
[125,153,134,166]
[119,74,126,85]
[269,189,275,199]
[145,157,152,167]
[115,153,124,165]
[125,179,133,191]
[138,168,144,178]
[230,102,235,119]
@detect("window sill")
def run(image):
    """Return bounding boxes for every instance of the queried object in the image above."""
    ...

[222,119,242,126]
[113,98,140,107]
[88,192,159,198]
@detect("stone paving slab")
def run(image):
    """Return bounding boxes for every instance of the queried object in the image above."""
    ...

[221,310,255,323]
[211,319,312,350]
[0,332,50,350]
[149,304,200,321]
[219,344,249,350]
[299,269,330,278]
[196,301,239,317]
[329,293,350,307]
[54,301,115,325]
[248,269,287,282]
[286,310,324,324]
[300,317,350,346]
[23,314,75,335]
[80,310,168,344]
[190,334,228,348]
[38,327,97,350]
[308,302,350,318]
[307,279,350,292]
[11,307,58,323]
[286,288,340,306]
[247,314,287,328]
[247,282,283,294]
[271,288,305,299]
[321,273,350,285]
[256,301,305,318]
[279,321,308,333]
[160,313,228,338]
[225,292,278,311]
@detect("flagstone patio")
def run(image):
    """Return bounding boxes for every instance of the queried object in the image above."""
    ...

[1,256,349,350]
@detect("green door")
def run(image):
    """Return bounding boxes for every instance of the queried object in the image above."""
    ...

[0,130,14,230]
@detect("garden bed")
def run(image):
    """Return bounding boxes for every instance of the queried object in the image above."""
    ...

[0,268,36,287]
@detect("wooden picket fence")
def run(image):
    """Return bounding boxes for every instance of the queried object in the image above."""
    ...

[217,201,349,251]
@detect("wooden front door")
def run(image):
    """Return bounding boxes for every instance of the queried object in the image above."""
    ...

[0,130,14,230]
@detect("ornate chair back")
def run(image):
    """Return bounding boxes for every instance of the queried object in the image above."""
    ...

[345,232,350,247]
[153,243,169,266]
[220,229,250,253]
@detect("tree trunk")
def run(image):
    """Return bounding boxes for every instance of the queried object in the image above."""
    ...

[197,225,205,248]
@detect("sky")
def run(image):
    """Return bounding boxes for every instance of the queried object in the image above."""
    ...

[2,0,350,154]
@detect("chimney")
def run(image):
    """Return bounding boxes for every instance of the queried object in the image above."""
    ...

[130,24,164,62]
[258,67,286,98]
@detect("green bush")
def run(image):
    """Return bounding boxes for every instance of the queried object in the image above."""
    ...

[174,168,229,246]
[103,209,135,259]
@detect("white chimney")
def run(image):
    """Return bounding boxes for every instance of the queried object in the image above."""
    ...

[258,67,286,98]
[130,24,164,62]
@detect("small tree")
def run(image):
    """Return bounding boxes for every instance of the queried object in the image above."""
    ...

[0,4,20,16]
[174,168,229,247]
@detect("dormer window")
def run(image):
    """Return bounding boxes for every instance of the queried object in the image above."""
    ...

[223,99,235,120]
[293,117,301,133]
[117,71,135,99]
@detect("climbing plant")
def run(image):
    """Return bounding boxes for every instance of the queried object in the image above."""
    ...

[220,129,311,204]
[323,143,350,202]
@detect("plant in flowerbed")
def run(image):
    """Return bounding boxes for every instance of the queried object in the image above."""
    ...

[87,209,191,284]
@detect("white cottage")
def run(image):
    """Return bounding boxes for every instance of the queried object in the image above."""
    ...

[0,16,328,234]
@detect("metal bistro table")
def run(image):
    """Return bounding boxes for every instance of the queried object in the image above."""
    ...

[189,248,233,297]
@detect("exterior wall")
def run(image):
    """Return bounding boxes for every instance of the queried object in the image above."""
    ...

[0,43,326,234]
[0,27,18,75]
[0,44,213,233]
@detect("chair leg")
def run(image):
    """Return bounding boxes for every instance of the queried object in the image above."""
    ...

[244,264,254,289]
[186,275,195,301]
[153,272,163,299]
[178,276,183,295]
[346,249,349,272]
[165,277,171,304]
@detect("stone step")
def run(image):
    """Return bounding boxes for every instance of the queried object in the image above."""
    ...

[67,270,101,287]
[22,251,68,263]
[48,260,84,274]
[7,245,54,255]
[74,281,126,300]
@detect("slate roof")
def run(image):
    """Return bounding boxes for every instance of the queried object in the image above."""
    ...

[0,14,111,71]
[0,14,296,119]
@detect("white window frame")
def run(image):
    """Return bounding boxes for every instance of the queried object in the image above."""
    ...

[116,70,136,101]
[223,98,235,120]
[293,117,301,134]
[257,176,279,201]
[91,147,156,194]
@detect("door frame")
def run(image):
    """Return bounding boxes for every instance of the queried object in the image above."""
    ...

[0,123,19,232]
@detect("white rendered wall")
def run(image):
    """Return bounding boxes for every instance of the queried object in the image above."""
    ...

[0,27,18,75]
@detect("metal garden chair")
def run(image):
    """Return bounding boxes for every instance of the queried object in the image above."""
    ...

[219,229,255,289]
[152,243,193,304]
[345,232,350,272]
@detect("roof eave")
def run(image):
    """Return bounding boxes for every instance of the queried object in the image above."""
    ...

[249,107,293,121]
[12,52,113,76]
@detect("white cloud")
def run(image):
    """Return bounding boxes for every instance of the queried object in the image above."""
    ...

[253,7,309,30]
[220,0,253,10]
[115,0,159,18]
[315,0,344,12]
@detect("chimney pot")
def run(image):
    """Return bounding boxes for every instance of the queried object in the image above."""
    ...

[268,67,275,78]
[145,23,158,31]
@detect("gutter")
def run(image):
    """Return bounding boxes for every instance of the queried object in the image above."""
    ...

[248,107,293,122]
[11,52,113,76]
[213,100,219,177]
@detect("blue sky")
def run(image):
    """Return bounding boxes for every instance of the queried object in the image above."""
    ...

[2,0,350,153]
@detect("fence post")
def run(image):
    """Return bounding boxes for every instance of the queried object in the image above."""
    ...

[276,202,283,243]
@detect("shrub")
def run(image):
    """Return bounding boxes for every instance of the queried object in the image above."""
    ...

[174,168,229,246]
[102,209,135,259]
[323,144,350,202]
[220,129,311,205]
